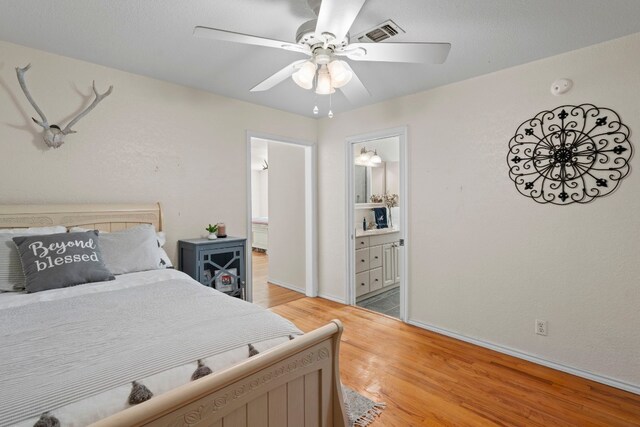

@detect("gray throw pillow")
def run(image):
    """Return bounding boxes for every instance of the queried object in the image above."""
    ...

[12,231,114,293]
[97,224,160,275]
[0,226,68,292]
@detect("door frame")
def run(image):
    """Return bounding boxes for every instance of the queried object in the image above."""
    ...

[245,131,318,301]
[345,126,409,321]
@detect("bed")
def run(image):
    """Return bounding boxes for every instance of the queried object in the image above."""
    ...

[0,203,348,427]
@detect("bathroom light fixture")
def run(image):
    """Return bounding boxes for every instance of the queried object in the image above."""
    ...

[358,147,372,162]
[370,150,382,164]
[355,147,382,166]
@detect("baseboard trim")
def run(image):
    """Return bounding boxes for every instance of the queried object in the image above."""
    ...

[407,319,640,395]
[317,292,346,304]
[267,278,305,294]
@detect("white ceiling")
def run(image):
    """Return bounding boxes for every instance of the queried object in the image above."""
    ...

[1,0,640,118]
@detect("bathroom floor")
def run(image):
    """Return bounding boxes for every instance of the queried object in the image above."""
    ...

[357,287,400,318]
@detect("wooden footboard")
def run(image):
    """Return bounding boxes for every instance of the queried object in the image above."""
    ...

[92,320,348,427]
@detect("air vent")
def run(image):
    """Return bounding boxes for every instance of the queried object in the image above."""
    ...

[354,19,405,43]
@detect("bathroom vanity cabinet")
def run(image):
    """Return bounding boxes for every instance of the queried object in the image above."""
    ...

[355,231,400,299]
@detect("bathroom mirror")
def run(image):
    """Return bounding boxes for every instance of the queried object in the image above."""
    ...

[354,138,400,206]
[354,164,386,204]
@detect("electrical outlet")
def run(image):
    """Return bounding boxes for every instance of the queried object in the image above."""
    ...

[535,319,548,336]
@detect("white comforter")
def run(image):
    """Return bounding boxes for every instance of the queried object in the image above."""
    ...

[0,269,301,427]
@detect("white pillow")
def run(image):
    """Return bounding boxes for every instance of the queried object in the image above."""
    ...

[155,231,173,269]
[69,226,173,271]
[97,225,159,275]
[0,226,68,292]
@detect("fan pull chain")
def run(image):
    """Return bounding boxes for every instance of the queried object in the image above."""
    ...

[328,92,334,118]
[312,72,319,115]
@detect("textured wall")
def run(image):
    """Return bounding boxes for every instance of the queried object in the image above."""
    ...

[0,40,316,263]
[317,33,640,388]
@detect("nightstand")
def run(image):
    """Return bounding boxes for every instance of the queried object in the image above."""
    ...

[178,237,247,300]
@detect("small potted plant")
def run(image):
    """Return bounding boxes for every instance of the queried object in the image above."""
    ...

[205,223,218,240]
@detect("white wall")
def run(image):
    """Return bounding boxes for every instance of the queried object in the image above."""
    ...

[267,141,306,291]
[2,32,639,391]
[251,169,268,218]
[0,40,316,263]
[317,33,640,389]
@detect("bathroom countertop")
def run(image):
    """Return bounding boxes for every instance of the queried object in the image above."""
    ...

[356,227,400,237]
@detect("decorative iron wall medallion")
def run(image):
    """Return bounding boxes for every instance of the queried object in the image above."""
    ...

[507,104,632,205]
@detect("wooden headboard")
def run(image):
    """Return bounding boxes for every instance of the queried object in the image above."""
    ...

[0,203,163,232]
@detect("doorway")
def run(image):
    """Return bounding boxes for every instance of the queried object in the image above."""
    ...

[346,127,408,321]
[246,132,318,308]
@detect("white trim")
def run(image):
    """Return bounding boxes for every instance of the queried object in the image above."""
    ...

[344,127,409,322]
[344,138,356,307]
[245,136,253,302]
[407,319,640,395]
[266,278,306,294]
[398,127,409,321]
[245,131,319,303]
[305,144,319,297]
[317,293,347,304]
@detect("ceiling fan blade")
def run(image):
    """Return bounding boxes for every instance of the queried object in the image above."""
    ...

[340,42,451,64]
[250,60,307,92]
[315,0,367,43]
[194,26,310,55]
[338,63,370,104]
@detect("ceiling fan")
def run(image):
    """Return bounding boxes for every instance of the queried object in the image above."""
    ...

[194,0,451,112]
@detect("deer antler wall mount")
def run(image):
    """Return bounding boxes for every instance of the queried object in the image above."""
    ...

[15,64,113,149]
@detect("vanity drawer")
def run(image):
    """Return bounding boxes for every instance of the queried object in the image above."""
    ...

[369,245,382,269]
[369,267,383,292]
[355,248,370,273]
[355,271,370,297]
[370,232,399,246]
[355,236,369,249]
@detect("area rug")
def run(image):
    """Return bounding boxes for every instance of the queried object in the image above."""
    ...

[343,386,386,427]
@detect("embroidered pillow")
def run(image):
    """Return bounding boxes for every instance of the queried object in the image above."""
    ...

[12,231,114,293]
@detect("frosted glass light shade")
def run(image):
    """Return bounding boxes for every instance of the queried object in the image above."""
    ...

[315,66,335,95]
[358,147,372,162]
[292,61,317,90]
[370,150,382,164]
[327,60,352,88]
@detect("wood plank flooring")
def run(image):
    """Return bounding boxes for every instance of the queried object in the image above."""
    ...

[251,251,305,308]
[271,297,640,426]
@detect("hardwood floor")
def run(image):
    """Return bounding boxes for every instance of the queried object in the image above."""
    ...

[271,297,640,426]
[251,251,305,308]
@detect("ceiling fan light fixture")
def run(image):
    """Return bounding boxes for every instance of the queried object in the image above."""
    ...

[327,60,352,88]
[292,61,317,90]
[315,65,335,95]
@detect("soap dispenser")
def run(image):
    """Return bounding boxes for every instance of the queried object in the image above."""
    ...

[363,217,367,231]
